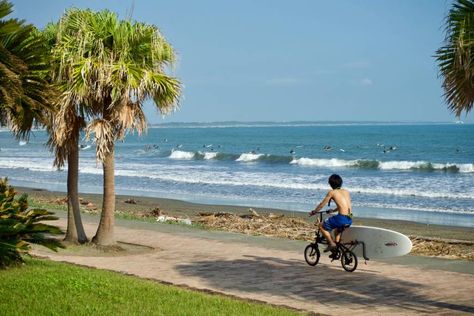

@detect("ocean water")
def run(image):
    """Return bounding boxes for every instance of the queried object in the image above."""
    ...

[0,122,473,228]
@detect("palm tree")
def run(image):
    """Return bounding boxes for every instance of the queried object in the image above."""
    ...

[0,1,78,243]
[42,23,88,244]
[48,9,181,246]
[0,0,53,138]
[436,0,474,116]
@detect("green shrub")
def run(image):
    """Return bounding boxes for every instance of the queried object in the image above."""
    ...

[0,178,63,268]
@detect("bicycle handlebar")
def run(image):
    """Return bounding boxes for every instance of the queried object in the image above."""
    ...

[308,209,336,216]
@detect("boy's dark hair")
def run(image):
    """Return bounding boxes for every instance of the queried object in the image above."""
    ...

[328,174,343,189]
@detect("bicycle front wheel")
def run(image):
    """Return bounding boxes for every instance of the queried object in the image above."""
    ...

[341,250,358,272]
[304,244,320,266]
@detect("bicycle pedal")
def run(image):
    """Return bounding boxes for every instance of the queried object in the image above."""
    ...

[329,253,339,260]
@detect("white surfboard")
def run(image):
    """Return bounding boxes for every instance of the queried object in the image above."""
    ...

[340,225,412,259]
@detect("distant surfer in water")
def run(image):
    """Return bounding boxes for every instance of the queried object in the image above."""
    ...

[309,174,353,252]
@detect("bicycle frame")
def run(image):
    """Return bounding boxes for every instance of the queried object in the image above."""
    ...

[312,211,369,261]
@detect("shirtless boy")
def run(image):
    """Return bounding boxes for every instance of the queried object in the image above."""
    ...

[309,174,352,251]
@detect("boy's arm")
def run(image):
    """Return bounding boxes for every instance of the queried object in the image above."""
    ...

[309,191,333,216]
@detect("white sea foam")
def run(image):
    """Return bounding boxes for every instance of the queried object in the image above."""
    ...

[0,158,56,172]
[450,163,474,173]
[291,157,474,173]
[203,152,218,160]
[106,164,474,200]
[169,150,195,160]
[290,157,354,168]
[2,156,472,201]
[107,165,328,191]
[357,202,474,215]
[350,185,471,200]
[2,155,473,219]
[236,153,263,162]
[379,160,424,170]
[117,168,466,200]
[380,160,474,173]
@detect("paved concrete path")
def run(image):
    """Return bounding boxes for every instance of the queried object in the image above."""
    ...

[34,217,474,315]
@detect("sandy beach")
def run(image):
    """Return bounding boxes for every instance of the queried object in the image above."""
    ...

[20,186,474,261]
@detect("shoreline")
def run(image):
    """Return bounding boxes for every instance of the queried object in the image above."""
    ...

[18,185,474,243]
[10,179,474,229]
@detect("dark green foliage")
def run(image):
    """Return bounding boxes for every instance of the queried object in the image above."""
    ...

[0,178,63,268]
[0,0,54,139]
[436,0,474,116]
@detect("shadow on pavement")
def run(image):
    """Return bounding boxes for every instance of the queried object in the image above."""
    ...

[176,254,474,314]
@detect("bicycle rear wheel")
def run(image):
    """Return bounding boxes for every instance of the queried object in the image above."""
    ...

[341,249,358,272]
[304,244,320,266]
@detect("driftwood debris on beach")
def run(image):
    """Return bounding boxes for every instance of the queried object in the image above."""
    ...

[197,208,314,240]
[410,237,474,261]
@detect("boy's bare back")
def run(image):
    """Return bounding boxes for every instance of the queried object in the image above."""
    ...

[310,187,352,216]
[329,188,352,216]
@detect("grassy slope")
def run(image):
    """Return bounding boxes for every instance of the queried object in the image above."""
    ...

[0,259,302,316]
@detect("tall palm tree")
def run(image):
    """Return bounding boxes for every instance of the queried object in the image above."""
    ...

[436,0,474,116]
[43,23,88,244]
[49,9,181,246]
[0,0,52,138]
[0,1,76,243]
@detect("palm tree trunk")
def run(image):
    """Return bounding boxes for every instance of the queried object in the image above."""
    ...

[64,135,88,243]
[92,142,116,246]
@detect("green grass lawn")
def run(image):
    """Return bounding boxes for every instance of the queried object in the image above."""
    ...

[0,259,303,316]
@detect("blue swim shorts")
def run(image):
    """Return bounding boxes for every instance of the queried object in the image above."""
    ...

[323,214,352,232]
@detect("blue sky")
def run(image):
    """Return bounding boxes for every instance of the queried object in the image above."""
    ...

[11,0,472,123]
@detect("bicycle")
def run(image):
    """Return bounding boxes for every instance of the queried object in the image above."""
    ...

[304,210,359,272]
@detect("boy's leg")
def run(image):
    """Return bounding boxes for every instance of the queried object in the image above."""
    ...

[319,222,336,247]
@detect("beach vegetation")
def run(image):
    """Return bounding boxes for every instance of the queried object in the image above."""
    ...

[0,179,63,268]
[0,0,54,139]
[436,0,474,116]
[0,258,301,315]
[44,9,181,246]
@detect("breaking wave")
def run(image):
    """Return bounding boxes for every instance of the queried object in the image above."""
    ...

[168,151,293,164]
[169,150,195,160]
[291,157,474,173]
[166,150,473,173]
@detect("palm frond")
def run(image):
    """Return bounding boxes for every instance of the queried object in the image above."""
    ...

[46,8,181,163]
[0,1,55,139]
[85,119,114,161]
[436,0,474,116]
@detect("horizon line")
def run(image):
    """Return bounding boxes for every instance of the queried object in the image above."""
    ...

[150,119,471,125]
